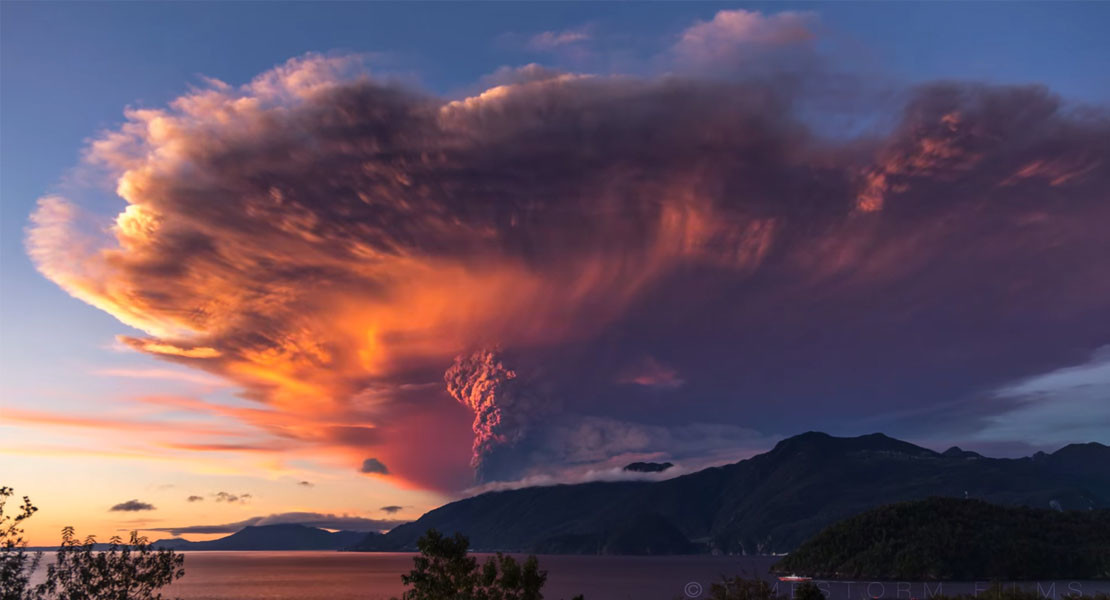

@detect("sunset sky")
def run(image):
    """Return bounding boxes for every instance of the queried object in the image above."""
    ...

[2,2,1109,545]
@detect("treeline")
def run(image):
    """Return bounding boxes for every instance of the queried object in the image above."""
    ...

[774,497,1110,580]
[700,579,1110,600]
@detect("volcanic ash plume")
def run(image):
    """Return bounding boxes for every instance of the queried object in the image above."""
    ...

[445,349,549,481]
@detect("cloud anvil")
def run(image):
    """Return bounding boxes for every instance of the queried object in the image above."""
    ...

[25,44,1110,489]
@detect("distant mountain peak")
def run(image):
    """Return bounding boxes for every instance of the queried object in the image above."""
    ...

[943,446,982,459]
[1053,441,1110,455]
[769,431,933,458]
[769,431,832,452]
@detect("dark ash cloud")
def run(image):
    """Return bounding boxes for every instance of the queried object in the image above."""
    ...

[359,458,389,475]
[186,495,204,502]
[110,500,155,512]
[26,23,1110,490]
[445,348,554,481]
[379,505,405,514]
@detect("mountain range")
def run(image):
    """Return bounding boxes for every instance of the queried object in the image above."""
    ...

[352,432,1110,555]
[152,523,368,551]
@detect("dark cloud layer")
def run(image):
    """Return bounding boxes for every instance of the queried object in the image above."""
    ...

[110,500,155,512]
[359,458,389,475]
[27,13,1110,489]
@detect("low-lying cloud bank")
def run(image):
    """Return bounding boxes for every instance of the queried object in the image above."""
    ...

[147,512,405,536]
[27,10,1110,490]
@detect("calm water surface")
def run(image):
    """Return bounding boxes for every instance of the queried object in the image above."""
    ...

[165,552,767,600]
[158,552,1110,600]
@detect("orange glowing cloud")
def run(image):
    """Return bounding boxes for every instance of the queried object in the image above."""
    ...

[24,52,1110,488]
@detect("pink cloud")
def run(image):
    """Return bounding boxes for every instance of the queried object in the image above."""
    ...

[528,27,592,52]
[672,9,817,65]
[617,357,685,389]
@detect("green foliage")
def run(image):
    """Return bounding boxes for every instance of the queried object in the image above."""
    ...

[35,528,184,600]
[1,486,184,600]
[696,578,1110,600]
[396,529,582,600]
[775,497,1110,580]
[1,487,42,600]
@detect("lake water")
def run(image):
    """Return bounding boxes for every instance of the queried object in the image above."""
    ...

[149,552,1110,600]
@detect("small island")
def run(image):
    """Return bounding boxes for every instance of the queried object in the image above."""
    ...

[774,497,1110,581]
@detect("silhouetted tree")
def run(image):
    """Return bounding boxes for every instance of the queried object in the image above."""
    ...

[396,529,582,600]
[1,487,41,600]
[35,528,184,600]
[0,486,184,600]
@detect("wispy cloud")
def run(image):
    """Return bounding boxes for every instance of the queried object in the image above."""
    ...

[975,347,1110,445]
[527,26,592,51]
[616,357,684,389]
[94,367,227,387]
[0,407,244,438]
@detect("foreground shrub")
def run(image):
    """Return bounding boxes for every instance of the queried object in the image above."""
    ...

[35,528,184,600]
[0,486,184,600]
[1,487,41,600]
[397,529,582,600]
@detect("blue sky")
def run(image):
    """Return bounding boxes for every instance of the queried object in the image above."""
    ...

[2,2,1109,543]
